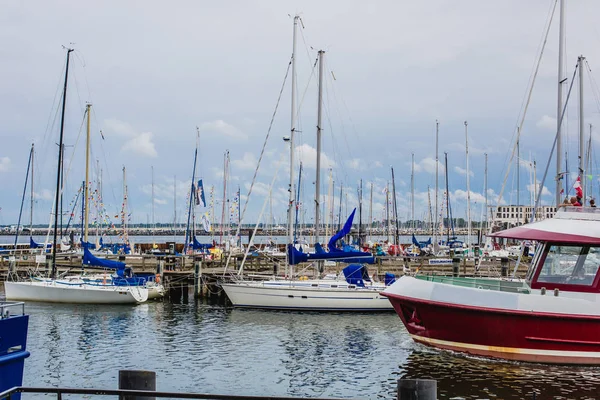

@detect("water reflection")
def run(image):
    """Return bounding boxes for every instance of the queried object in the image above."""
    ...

[399,349,600,399]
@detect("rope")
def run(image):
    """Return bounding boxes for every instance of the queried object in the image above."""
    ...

[222,56,293,275]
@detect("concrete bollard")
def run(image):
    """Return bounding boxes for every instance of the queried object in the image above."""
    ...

[397,378,437,400]
[501,257,509,277]
[452,258,460,277]
[119,370,156,400]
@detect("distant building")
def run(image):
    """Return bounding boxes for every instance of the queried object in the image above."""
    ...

[493,205,556,227]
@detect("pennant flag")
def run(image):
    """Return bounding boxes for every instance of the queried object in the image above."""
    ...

[197,180,206,207]
[574,176,583,198]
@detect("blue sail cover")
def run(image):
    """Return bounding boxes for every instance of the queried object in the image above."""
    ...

[81,240,96,250]
[328,208,356,251]
[411,234,431,249]
[192,236,213,251]
[83,247,126,271]
[287,244,374,265]
[30,237,50,248]
[342,264,371,287]
[314,243,327,254]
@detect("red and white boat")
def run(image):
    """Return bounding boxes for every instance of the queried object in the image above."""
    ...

[382,207,600,364]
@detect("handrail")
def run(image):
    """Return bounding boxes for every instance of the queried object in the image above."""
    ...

[0,386,350,400]
[0,301,25,318]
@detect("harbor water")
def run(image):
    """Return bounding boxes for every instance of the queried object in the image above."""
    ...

[5,288,600,399]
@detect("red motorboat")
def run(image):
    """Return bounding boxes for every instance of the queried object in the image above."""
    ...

[382,207,600,364]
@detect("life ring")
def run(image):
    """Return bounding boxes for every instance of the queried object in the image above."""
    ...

[155,273,161,283]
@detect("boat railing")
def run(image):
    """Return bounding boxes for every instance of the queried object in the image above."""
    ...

[0,301,25,319]
[415,275,530,294]
[0,386,347,400]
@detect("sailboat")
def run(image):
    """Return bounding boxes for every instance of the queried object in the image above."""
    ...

[221,30,392,311]
[5,51,148,304]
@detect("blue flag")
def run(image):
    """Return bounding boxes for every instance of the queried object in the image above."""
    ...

[197,180,206,207]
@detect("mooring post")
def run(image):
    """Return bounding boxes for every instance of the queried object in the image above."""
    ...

[118,370,156,400]
[397,378,436,400]
[194,256,202,298]
[452,257,460,277]
[501,257,509,277]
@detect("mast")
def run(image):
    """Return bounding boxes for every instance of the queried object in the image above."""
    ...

[83,103,91,244]
[369,182,373,243]
[51,47,73,278]
[151,165,155,245]
[411,153,415,231]
[465,121,472,251]
[122,166,129,245]
[294,162,302,242]
[287,15,299,245]
[484,153,488,231]
[434,120,439,247]
[173,175,177,237]
[315,49,324,244]
[391,167,399,246]
[30,143,34,236]
[385,182,390,242]
[184,129,199,252]
[220,150,228,246]
[444,152,450,243]
[579,55,586,201]
[556,0,566,206]
[358,179,363,247]
[338,184,343,231]
[517,134,520,207]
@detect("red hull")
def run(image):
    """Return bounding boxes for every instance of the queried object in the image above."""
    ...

[385,292,600,364]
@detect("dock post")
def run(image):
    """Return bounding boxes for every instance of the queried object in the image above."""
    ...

[118,370,156,400]
[501,257,509,277]
[397,378,436,400]
[194,256,202,298]
[156,256,164,283]
[452,258,460,277]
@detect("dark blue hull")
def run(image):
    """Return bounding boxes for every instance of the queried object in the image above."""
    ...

[0,302,30,400]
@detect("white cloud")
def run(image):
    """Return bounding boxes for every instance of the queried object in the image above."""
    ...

[374,161,383,168]
[105,118,158,157]
[154,198,168,205]
[0,157,11,172]
[34,189,53,201]
[346,158,361,170]
[295,144,335,170]
[198,120,247,140]
[122,132,158,157]
[232,152,257,170]
[454,166,474,177]
[527,183,551,197]
[452,189,485,204]
[536,115,556,132]
[413,157,445,174]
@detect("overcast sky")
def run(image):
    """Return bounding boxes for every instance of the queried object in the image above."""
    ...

[2,0,600,229]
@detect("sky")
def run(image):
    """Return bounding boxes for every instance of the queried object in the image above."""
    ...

[2,0,600,229]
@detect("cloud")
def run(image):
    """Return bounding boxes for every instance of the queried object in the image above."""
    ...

[527,183,551,197]
[122,132,158,157]
[536,115,556,132]
[452,189,485,204]
[0,157,11,172]
[346,158,361,170]
[295,144,335,169]
[232,152,257,170]
[34,189,53,201]
[454,166,474,177]
[198,120,247,140]
[105,118,158,157]
[413,157,445,174]
[154,198,168,205]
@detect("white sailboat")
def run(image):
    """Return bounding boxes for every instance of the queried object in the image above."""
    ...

[5,51,148,304]
[221,24,393,311]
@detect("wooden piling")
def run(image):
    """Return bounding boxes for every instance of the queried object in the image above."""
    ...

[118,370,156,400]
[397,378,436,400]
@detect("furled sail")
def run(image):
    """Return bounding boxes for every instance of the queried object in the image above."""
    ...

[328,208,356,251]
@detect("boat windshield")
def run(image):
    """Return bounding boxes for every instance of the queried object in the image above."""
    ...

[537,245,600,286]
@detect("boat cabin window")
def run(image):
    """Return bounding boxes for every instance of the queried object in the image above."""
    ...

[536,245,600,286]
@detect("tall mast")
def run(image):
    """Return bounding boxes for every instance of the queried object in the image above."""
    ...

[369,182,373,243]
[385,182,390,242]
[358,179,363,247]
[434,120,439,246]
[484,153,488,231]
[465,121,471,250]
[445,152,450,243]
[338,184,343,231]
[517,134,520,207]
[30,143,34,235]
[83,103,91,244]
[411,153,415,231]
[173,175,177,235]
[579,55,586,201]
[151,165,155,244]
[122,166,128,245]
[314,49,324,244]
[220,150,228,245]
[287,15,299,245]
[51,47,73,278]
[391,167,398,246]
[184,129,199,252]
[556,0,566,206]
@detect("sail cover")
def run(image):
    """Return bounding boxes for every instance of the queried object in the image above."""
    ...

[328,208,356,251]
[30,237,50,248]
[83,247,126,270]
[287,244,374,265]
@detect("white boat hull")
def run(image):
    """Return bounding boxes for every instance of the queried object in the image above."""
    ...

[221,280,392,311]
[4,281,148,304]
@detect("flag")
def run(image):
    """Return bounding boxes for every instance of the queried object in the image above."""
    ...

[574,176,583,198]
[197,179,206,207]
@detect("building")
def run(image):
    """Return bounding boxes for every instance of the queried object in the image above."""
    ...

[493,205,556,227]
